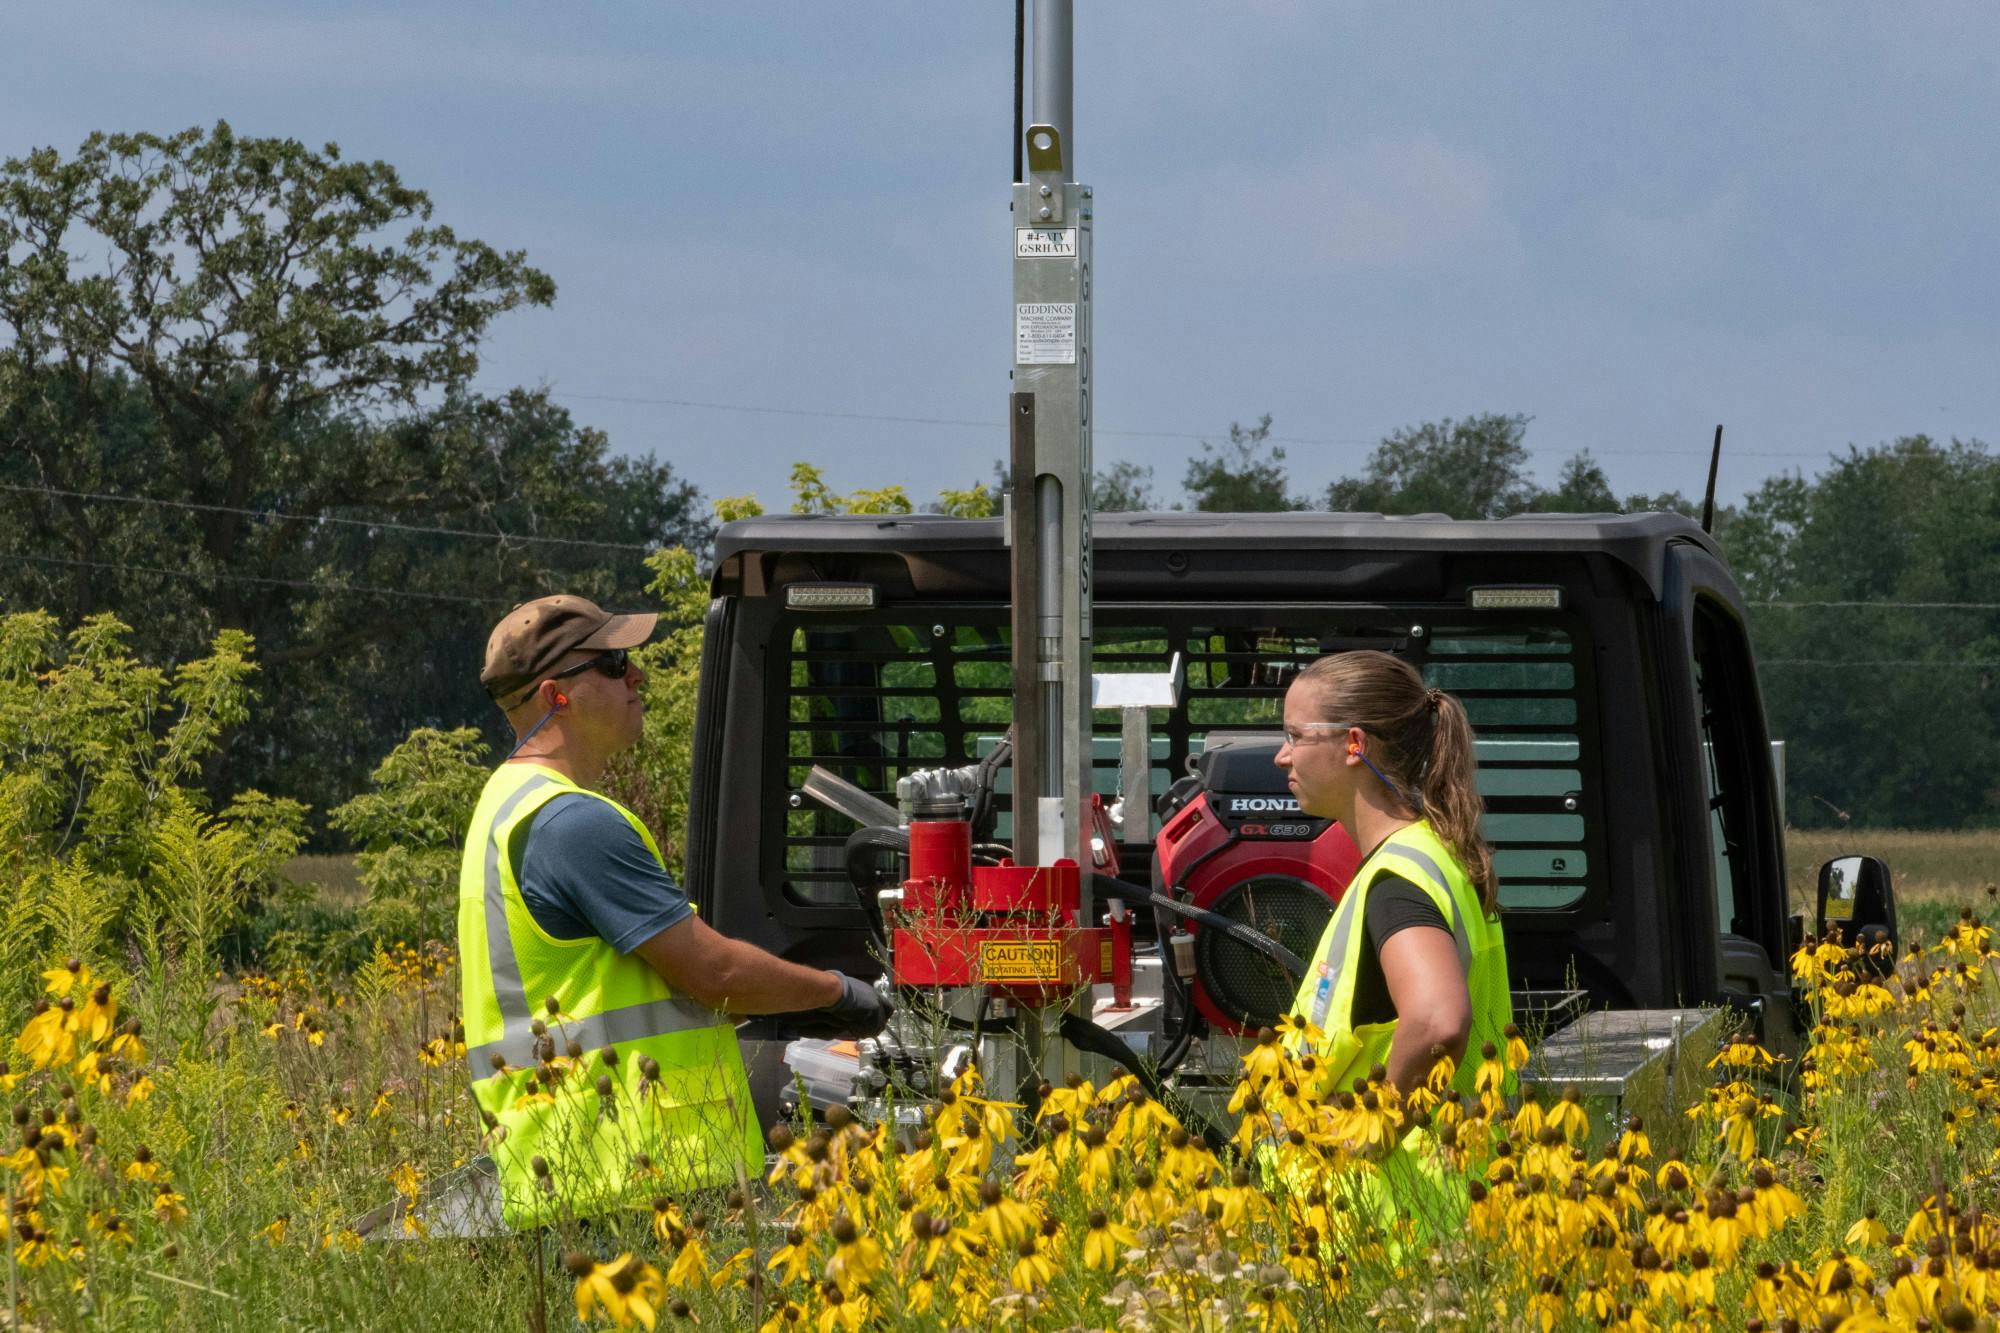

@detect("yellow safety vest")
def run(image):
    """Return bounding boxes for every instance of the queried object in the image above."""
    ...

[457,763,762,1228]
[1275,821,1515,1242]
[1289,819,1513,1102]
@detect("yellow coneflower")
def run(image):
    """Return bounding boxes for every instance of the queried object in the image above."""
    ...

[87,1210,134,1246]
[1503,1022,1531,1072]
[1,1140,68,1202]
[566,1252,665,1330]
[815,1281,871,1333]
[706,1246,751,1293]
[151,1185,187,1224]
[1883,1262,1944,1329]
[1615,1116,1652,1164]
[766,1224,814,1286]
[13,1218,58,1270]
[259,1215,288,1245]
[19,999,77,1069]
[1241,1025,1288,1088]
[124,1145,162,1182]
[1006,1235,1053,1291]
[823,1214,884,1295]
[1845,1208,1888,1249]
[1079,1208,1137,1271]
[1200,1165,1262,1233]
[40,960,92,998]
[369,1087,393,1118]
[757,1299,807,1333]
[1473,1041,1508,1104]
[665,1232,711,1290]
[1246,1281,1299,1330]
[974,1178,1036,1248]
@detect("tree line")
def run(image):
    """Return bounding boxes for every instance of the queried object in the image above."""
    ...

[3,124,1992,831]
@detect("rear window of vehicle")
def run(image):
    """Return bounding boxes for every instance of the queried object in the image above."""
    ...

[774,612,1597,912]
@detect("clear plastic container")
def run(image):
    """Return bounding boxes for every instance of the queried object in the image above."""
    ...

[782,1038,861,1110]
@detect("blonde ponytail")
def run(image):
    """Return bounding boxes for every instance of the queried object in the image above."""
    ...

[1419,689,1495,914]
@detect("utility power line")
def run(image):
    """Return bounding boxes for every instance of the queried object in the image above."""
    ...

[1753,599,2000,611]
[530,387,1845,459]
[13,485,2000,616]
[13,552,513,608]
[1762,659,2000,669]
[0,482,653,554]
[13,555,2000,667]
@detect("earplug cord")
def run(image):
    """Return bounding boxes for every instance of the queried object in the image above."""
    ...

[506,702,561,761]
[1354,746,1424,815]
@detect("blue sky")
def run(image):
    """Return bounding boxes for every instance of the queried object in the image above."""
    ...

[7,2,1997,511]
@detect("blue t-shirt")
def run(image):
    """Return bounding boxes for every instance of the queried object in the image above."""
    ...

[514,793,692,954]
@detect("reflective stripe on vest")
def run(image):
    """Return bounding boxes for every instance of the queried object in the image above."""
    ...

[1292,820,1511,1103]
[458,764,761,1225]
[473,772,720,1071]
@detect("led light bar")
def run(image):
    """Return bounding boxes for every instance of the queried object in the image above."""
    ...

[784,583,878,611]
[1469,586,1563,611]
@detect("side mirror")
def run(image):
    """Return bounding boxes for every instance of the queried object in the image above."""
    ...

[1817,854,1897,965]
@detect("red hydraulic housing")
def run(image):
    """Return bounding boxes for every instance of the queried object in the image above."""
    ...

[892,801,1114,1006]
[1152,788,1361,1034]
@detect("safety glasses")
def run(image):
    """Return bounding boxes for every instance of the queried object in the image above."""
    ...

[549,648,631,683]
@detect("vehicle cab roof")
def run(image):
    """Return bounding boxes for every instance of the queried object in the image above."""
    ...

[712,510,1723,601]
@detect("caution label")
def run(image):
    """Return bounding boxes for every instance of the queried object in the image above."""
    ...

[1015,227,1077,258]
[979,938,1064,982]
[1098,937,1114,976]
[1015,303,1076,365]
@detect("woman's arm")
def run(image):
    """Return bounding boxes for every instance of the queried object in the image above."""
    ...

[1378,924,1473,1097]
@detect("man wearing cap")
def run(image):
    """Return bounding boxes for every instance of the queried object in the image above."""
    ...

[459,594,890,1227]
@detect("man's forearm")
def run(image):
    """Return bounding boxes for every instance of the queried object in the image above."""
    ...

[701,938,843,1015]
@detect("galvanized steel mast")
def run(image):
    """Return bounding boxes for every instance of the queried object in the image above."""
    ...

[1008,0,1094,911]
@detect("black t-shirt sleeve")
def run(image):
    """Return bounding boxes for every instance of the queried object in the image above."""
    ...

[1366,875,1450,945]
[1347,873,1453,1026]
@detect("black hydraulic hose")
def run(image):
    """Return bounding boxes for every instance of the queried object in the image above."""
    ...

[1056,1012,1229,1153]
[1090,873,1308,982]
[842,826,907,947]
[1143,950,1197,1079]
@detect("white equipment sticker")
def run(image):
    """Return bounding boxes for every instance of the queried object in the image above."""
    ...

[1015,303,1076,365]
[1015,227,1078,258]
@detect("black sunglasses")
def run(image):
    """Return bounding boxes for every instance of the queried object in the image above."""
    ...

[549,648,631,683]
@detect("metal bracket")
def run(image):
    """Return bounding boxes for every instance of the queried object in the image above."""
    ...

[1024,124,1065,222]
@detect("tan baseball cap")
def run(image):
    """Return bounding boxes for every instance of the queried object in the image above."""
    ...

[481,595,657,708]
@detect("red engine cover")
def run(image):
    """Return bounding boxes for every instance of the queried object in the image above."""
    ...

[1153,791,1361,1034]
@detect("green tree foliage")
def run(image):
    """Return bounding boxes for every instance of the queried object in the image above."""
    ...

[936,482,999,518]
[1092,460,1158,512]
[1184,416,1299,511]
[329,727,490,944]
[0,125,709,818]
[0,610,304,1022]
[1327,413,1540,518]
[1725,437,2000,828]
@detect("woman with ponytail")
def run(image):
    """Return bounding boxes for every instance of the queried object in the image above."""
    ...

[1276,650,1513,1103]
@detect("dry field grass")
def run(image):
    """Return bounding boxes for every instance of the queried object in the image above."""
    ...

[1785,826,2000,906]
[283,852,366,908]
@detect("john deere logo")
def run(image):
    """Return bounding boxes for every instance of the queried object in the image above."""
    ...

[979,939,1062,982]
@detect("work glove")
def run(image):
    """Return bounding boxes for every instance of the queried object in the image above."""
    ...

[821,971,894,1039]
